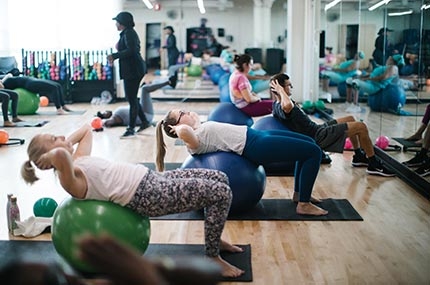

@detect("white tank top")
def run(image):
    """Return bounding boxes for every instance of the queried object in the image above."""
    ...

[74,156,148,205]
[189,121,247,155]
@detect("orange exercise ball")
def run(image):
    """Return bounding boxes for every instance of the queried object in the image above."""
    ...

[0,129,9,144]
[91,117,103,129]
[40,96,49,107]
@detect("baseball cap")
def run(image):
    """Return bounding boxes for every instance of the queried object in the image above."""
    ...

[112,11,135,28]
[378,27,393,35]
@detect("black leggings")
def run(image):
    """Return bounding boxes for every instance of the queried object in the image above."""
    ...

[123,77,147,130]
[0,89,18,121]
[24,79,65,109]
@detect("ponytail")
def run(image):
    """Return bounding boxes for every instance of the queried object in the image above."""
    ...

[155,111,182,172]
[21,160,39,185]
[155,120,167,172]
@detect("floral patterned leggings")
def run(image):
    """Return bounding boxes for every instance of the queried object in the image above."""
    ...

[126,168,232,257]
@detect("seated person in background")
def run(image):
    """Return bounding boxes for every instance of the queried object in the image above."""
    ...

[404,104,430,144]
[403,121,430,177]
[345,54,405,113]
[229,54,273,117]
[1,73,71,115]
[270,73,395,177]
[156,108,329,216]
[320,51,365,109]
[0,89,23,127]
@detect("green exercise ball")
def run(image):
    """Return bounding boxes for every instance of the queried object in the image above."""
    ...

[301,100,314,110]
[314,100,326,110]
[9,88,40,115]
[33,197,58,217]
[52,198,151,273]
[187,64,203,77]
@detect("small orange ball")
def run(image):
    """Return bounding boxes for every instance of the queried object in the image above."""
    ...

[91,117,103,129]
[40,96,49,107]
[0,129,9,144]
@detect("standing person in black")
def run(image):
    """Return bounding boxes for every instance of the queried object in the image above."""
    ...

[372,27,396,67]
[108,11,150,138]
[162,26,180,72]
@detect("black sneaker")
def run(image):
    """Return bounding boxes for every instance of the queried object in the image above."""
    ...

[402,154,427,167]
[415,159,430,177]
[352,153,369,167]
[136,121,152,133]
[169,75,178,89]
[321,152,332,164]
[120,129,135,139]
[366,163,396,177]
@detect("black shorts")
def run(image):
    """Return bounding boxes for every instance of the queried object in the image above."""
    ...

[314,120,348,153]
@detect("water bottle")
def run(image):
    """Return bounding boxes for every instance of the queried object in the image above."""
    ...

[8,196,20,233]
[6,194,13,232]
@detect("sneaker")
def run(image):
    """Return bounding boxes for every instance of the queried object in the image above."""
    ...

[3,121,15,127]
[352,153,369,167]
[402,154,427,168]
[136,121,151,133]
[57,109,66,115]
[415,160,430,177]
[120,129,135,139]
[169,75,178,89]
[321,152,332,164]
[366,164,396,177]
[346,104,361,113]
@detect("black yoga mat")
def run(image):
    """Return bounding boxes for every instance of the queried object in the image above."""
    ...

[12,120,49,127]
[0,240,252,282]
[151,198,363,221]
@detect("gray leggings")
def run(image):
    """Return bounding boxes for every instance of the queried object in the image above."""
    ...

[126,168,232,257]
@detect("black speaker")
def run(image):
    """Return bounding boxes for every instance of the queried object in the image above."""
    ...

[244,48,263,64]
[266,48,285,75]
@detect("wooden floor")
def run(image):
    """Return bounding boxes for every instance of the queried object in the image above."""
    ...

[1,86,430,284]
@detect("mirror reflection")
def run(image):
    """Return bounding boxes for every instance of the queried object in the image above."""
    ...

[319,0,429,185]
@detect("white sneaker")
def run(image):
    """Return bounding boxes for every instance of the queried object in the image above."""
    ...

[346,105,361,113]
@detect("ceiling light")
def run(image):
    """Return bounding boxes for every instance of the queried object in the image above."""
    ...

[142,0,153,9]
[388,9,413,16]
[421,4,430,10]
[197,0,206,14]
[324,0,342,11]
[368,0,391,11]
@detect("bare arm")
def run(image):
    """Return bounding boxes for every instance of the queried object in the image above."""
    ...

[270,80,294,114]
[172,124,200,150]
[238,88,261,103]
[36,148,87,198]
[66,124,93,159]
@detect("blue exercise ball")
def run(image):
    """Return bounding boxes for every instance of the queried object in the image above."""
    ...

[208,102,254,126]
[252,116,296,175]
[250,80,270,93]
[219,84,231,103]
[10,88,39,115]
[368,84,406,113]
[218,72,231,90]
[181,152,266,214]
[211,68,227,85]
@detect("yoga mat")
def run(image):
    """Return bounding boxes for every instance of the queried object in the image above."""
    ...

[392,137,422,152]
[151,198,363,221]
[0,240,252,282]
[141,162,183,171]
[12,120,49,127]
[36,110,87,116]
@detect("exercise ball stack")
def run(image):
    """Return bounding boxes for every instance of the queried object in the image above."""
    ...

[182,152,266,214]
[52,198,151,273]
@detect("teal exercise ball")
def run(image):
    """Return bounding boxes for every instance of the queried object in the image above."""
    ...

[33,197,58,217]
[9,88,40,115]
[187,64,203,77]
[52,198,151,273]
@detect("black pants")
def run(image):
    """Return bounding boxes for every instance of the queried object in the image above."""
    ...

[123,77,147,130]
[0,89,18,121]
[24,79,65,109]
